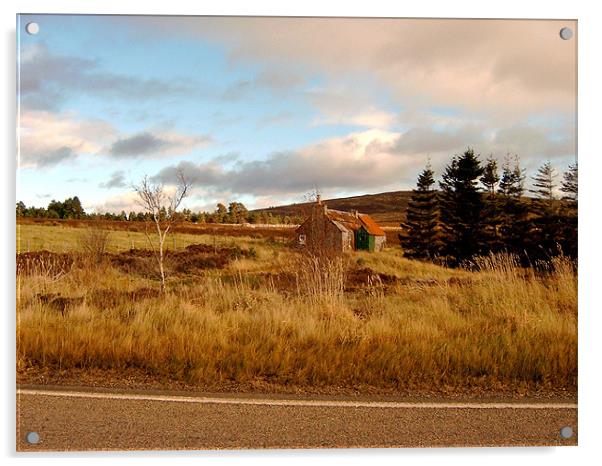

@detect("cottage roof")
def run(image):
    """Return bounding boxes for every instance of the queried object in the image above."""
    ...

[331,220,351,233]
[357,213,386,236]
[325,209,362,232]
[326,209,386,236]
[295,205,386,237]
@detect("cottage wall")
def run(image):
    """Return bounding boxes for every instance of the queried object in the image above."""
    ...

[373,235,386,252]
[341,230,352,252]
[296,204,346,254]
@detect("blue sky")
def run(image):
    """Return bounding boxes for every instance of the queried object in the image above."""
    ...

[17,15,577,213]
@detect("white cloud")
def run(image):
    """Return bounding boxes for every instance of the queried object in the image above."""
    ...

[151,122,575,201]
[18,110,117,168]
[155,129,417,196]
[115,17,575,117]
[313,108,396,129]
[90,192,141,214]
[19,110,210,169]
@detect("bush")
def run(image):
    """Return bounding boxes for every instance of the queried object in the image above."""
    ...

[78,225,111,264]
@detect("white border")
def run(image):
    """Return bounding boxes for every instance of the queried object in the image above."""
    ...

[3,1,600,465]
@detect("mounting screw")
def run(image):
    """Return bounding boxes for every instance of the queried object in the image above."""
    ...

[560,426,573,439]
[25,22,40,35]
[25,431,40,444]
[559,27,573,40]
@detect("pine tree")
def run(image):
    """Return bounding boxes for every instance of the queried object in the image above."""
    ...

[480,156,500,194]
[480,157,503,252]
[529,161,564,259]
[530,161,557,201]
[560,162,578,202]
[16,201,26,217]
[439,148,484,265]
[497,156,529,257]
[400,164,442,259]
[559,162,578,258]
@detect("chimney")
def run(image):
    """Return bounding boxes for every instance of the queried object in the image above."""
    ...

[353,209,359,218]
[316,194,321,205]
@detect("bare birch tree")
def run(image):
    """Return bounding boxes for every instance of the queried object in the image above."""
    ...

[133,171,190,293]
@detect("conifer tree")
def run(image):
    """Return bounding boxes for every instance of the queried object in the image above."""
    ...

[400,163,442,259]
[480,156,500,194]
[530,161,557,202]
[560,162,578,202]
[498,156,524,197]
[497,156,529,257]
[480,157,503,252]
[16,201,26,217]
[529,161,563,258]
[439,148,484,264]
[559,162,578,258]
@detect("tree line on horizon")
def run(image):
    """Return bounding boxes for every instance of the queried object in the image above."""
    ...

[15,197,304,226]
[400,149,578,266]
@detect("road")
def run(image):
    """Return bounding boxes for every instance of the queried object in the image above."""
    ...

[16,387,577,451]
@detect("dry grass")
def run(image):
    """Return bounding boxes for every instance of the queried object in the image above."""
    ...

[16,225,577,392]
[294,255,349,306]
[17,223,267,254]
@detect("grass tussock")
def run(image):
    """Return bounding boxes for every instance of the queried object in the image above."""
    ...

[294,255,348,306]
[17,234,577,392]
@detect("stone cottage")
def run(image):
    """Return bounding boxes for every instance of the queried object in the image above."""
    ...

[296,196,386,253]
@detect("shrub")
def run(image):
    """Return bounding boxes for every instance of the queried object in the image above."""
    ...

[78,225,111,264]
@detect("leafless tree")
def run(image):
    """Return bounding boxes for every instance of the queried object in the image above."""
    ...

[302,186,322,205]
[133,170,190,293]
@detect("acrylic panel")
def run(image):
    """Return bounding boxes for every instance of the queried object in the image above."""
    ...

[16,15,577,451]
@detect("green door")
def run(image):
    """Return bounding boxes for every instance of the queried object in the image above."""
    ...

[355,227,369,250]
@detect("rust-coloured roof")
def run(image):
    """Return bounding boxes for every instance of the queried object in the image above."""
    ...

[358,213,386,236]
[296,205,386,237]
[327,209,386,236]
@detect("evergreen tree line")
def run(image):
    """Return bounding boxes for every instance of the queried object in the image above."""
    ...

[16,198,303,225]
[400,149,577,266]
[16,196,86,220]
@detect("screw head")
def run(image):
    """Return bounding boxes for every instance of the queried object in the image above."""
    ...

[559,27,573,40]
[560,426,573,439]
[25,431,40,444]
[25,22,39,35]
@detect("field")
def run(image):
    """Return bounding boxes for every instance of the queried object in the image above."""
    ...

[16,221,577,396]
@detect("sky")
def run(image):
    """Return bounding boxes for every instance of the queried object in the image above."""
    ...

[17,15,577,213]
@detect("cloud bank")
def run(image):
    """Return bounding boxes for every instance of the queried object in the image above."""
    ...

[108,132,211,159]
[152,123,575,200]
[19,43,195,112]
[19,110,210,169]
[112,17,576,118]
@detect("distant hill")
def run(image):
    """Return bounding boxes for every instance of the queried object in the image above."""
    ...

[252,191,414,226]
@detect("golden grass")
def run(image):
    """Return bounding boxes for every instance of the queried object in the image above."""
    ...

[16,224,577,392]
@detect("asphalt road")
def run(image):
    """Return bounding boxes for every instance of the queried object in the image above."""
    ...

[16,387,577,451]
